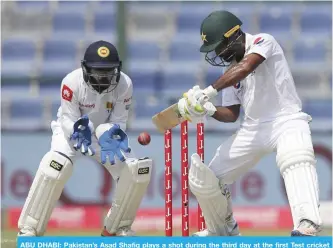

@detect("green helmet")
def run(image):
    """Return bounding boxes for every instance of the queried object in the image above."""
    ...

[200,11,243,66]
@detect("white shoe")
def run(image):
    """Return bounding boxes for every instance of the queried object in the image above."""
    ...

[192,220,241,237]
[18,227,36,237]
[192,228,241,237]
[101,226,136,236]
[291,220,321,236]
[192,229,219,236]
[116,227,136,236]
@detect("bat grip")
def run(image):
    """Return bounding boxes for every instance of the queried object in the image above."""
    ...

[198,95,209,105]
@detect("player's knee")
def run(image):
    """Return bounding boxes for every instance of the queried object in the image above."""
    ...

[276,131,316,173]
[189,153,221,195]
[40,151,73,181]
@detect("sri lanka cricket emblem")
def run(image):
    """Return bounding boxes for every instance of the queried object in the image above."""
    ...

[97,46,110,58]
[106,102,113,113]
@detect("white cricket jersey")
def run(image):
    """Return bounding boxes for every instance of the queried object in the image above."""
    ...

[55,68,133,139]
[221,33,302,124]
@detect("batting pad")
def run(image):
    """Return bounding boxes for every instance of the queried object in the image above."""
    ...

[277,129,321,229]
[189,153,229,236]
[18,151,73,236]
[104,157,153,234]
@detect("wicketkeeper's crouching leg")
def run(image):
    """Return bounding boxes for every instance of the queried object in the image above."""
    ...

[18,151,73,236]
[101,157,153,236]
[189,154,240,237]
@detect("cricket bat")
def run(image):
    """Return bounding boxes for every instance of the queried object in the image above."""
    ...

[152,103,185,133]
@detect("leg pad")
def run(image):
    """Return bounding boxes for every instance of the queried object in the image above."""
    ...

[18,151,73,236]
[104,157,153,234]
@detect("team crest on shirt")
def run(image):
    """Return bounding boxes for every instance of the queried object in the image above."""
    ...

[106,102,113,113]
[234,82,241,89]
[254,37,264,45]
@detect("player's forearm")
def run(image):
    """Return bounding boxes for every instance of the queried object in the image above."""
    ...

[212,57,255,92]
[212,106,239,123]
[61,117,75,138]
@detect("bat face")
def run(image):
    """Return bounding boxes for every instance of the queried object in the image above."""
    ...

[152,103,185,133]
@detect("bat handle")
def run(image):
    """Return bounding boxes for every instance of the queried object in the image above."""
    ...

[198,95,209,105]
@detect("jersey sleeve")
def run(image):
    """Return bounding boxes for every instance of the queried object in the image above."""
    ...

[59,76,81,138]
[247,34,277,60]
[221,86,241,107]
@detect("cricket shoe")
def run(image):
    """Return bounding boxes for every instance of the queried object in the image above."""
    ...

[101,226,136,236]
[192,226,241,237]
[291,220,321,236]
[192,229,219,237]
[192,214,241,237]
[18,227,36,237]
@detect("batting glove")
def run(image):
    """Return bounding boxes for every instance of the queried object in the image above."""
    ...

[178,97,217,122]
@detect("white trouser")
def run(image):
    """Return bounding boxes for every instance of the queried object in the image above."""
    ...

[209,113,311,182]
[207,112,321,230]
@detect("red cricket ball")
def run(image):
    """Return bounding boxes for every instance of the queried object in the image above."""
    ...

[138,132,151,146]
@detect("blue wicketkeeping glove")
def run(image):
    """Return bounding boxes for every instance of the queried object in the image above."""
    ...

[70,115,95,156]
[98,124,131,165]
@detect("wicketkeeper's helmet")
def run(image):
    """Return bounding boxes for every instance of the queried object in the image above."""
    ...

[81,40,122,94]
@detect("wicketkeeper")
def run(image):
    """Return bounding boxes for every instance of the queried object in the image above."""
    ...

[18,40,153,237]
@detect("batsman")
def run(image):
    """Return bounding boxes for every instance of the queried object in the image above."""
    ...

[177,11,322,236]
[18,40,153,237]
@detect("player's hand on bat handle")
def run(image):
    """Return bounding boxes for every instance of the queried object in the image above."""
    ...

[98,124,131,165]
[70,115,95,156]
[188,85,218,101]
[185,85,218,107]
[202,101,217,116]
[178,96,216,122]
